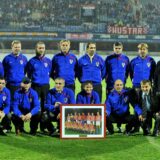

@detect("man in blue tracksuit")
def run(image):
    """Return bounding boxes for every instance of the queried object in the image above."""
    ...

[106,79,141,135]
[76,81,100,104]
[105,42,129,93]
[12,77,41,135]
[2,40,28,100]
[78,42,105,101]
[51,39,78,92]
[130,43,156,89]
[26,41,52,131]
[0,77,11,135]
[42,77,75,136]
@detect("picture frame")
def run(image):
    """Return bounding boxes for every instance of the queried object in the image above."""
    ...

[60,104,106,139]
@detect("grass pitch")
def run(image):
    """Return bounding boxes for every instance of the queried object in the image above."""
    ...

[0,78,160,160]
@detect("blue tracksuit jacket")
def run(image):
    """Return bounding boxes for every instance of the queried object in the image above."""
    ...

[13,88,40,117]
[45,87,75,112]
[76,90,100,104]
[27,56,52,85]
[2,53,28,86]
[51,52,78,85]
[0,87,10,115]
[105,53,129,90]
[130,55,156,88]
[0,61,4,77]
[78,53,105,84]
[106,89,142,116]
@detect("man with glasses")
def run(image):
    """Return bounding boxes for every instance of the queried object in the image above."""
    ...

[0,77,11,135]
[42,77,75,136]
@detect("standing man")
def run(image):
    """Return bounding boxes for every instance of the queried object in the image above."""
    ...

[78,42,105,101]
[26,41,52,131]
[76,81,100,104]
[42,77,75,136]
[130,43,156,89]
[51,39,78,92]
[12,77,40,135]
[106,79,140,135]
[3,40,28,99]
[105,42,129,93]
[0,77,11,135]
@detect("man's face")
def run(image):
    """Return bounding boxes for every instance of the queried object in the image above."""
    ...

[0,79,5,91]
[12,43,21,55]
[55,79,65,92]
[36,44,45,56]
[141,83,151,94]
[60,42,70,54]
[139,47,148,58]
[87,44,96,56]
[113,45,123,54]
[84,83,93,94]
[21,83,31,92]
[114,80,123,92]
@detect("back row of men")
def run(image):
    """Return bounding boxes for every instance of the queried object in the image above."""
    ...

[0,40,160,136]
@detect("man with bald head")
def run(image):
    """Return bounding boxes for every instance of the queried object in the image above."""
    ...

[105,79,140,135]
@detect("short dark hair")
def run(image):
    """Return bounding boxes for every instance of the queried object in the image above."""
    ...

[82,81,93,89]
[113,42,123,47]
[0,76,5,81]
[35,41,45,49]
[86,42,96,49]
[140,80,151,86]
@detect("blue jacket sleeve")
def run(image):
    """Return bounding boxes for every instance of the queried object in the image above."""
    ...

[45,92,55,112]
[76,93,83,104]
[129,60,134,80]
[106,97,111,116]
[13,92,23,117]
[3,89,10,115]
[0,62,4,77]
[94,92,100,104]
[134,104,142,116]
[68,90,76,104]
[30,91,40,116]
[51,56,56,80]
[100,57,106,80]
[125,57,130,80]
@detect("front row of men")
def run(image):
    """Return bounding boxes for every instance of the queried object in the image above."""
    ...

[0,77,160,136]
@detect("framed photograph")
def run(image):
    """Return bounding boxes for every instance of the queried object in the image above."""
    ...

[60,104,106,139]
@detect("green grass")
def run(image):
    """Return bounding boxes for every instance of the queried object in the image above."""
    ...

[1,78,160,160]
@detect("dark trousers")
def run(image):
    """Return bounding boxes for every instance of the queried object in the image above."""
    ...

[6,83,20,111]
[6,84,20,101]
[140,112,153,134]
[32,83,50,131]
[0,114,12,130]
[93,83,102,102]
[106,113,136,133]
[41,111,59,132]
[12,112,41,132]
[65,84,75,93]
[31,83,50,111]
[153,114,160,133]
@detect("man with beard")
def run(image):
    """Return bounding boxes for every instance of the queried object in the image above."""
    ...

[27,41,52,132]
